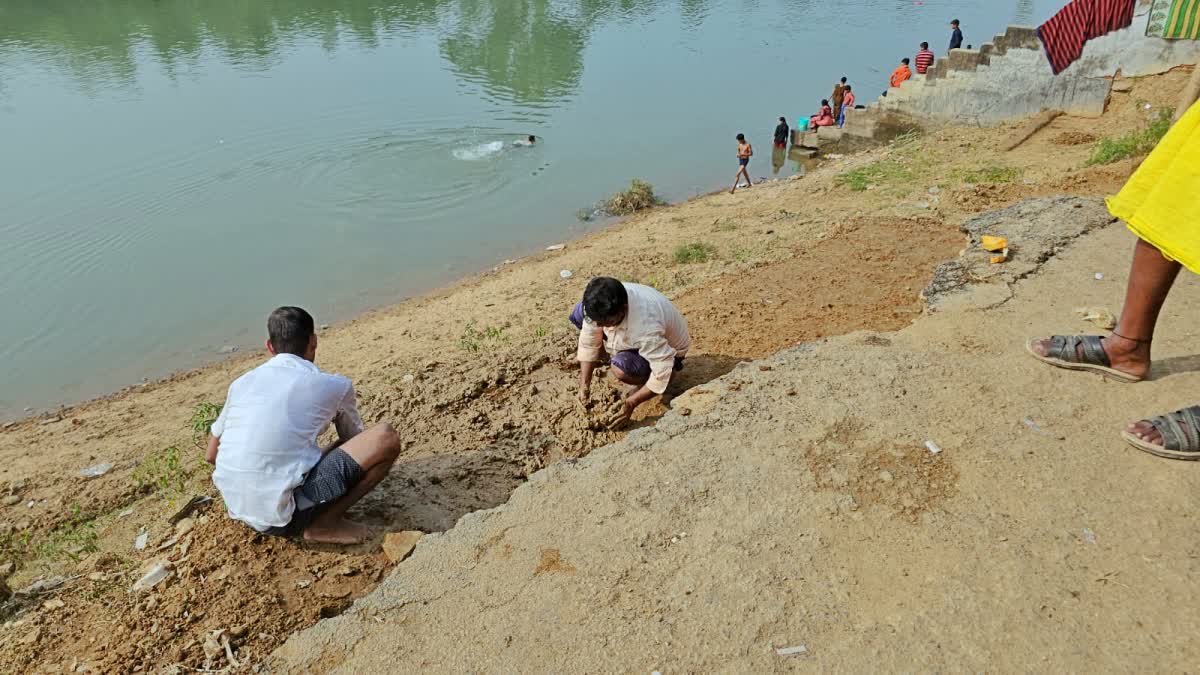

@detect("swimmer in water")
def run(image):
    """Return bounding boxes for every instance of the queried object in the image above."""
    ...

[513,135,537,147]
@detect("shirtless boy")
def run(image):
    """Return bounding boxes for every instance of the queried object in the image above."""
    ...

[732,133,753,194]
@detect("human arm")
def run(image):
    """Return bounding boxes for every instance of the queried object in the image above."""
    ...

[205,404,228,465]
[577,321,605,401]
[578,360,598,402]
[331,384,365,448]
[205,434,220,465]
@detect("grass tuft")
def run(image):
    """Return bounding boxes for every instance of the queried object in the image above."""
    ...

[959,165,1022,184]
[189,402,222,447]
[460,322,508,353]
[1085,108,1174,166]
[133,446,201,495]
[673,242,717,265]
[834,160,916,192]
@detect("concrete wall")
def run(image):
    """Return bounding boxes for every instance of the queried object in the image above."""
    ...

[878,8,1200,126]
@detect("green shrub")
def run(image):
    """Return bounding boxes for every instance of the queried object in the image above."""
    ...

[189,402,222,446]
[1085,108,1174,166]
[133,446,196,494]
[673,242,717,264]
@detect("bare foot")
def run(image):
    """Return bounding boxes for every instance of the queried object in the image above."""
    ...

[1030,333,1151,380]
[303,518,372,545]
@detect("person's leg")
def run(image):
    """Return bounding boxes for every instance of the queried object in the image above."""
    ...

[568,301,584,330]
[304,422,401,544]
[1031,237,1181,380]
[610,350,651,388]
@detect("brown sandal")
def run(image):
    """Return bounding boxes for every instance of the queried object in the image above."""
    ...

[1024,335,1143,383]
[1122,406,1200,460]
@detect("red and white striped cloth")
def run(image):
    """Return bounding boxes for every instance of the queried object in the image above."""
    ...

[1038,0,1135,74]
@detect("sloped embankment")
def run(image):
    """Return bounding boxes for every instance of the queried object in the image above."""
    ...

[270,196,1200,671]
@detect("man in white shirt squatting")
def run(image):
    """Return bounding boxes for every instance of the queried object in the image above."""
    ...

[206,306,401,544]
[570,277,691,427]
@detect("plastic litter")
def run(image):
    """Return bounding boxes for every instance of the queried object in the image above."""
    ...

[776,645,809,656]
[980,235,1008,252]
[545,244,566,251]
[134,529,148,551]
[1022,417,1065,440]
[79,463,112,478]
[560,270,573,279]
[1073,306,1116,330]
[131,561,173,592]
[1082,527,1097,544]
[1094,272,1104,280]
[925,440,942,455]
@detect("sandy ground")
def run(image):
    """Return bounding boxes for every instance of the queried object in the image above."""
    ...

[0,69,1191,672]
[271,198,1200,673]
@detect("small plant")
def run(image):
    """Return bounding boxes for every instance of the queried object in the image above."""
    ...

[189,402,222,447]
[533,325,548,339]
[673,242,717,265]
[834,159,917,192]
[960,165,1022,184]
[714,219,738,232]
[1085,108,1174,166]
[733,247,754,263]
[133,446,195,495]
[576,208,593,222]
[460,322,508,353]
[34,503,98,563]
[605,179,661,215]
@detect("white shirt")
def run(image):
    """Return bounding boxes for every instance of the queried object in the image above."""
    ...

[211,353,364,531]
[577,283,691,394]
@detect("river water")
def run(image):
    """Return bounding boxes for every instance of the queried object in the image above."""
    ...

[0,0,1061,418]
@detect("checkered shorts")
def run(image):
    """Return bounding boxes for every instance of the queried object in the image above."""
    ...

[266,448,363,537]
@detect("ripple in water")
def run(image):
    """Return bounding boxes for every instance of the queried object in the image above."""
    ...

[451,140,505,161]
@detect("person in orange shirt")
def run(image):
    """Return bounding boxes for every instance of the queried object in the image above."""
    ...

[890,57,912,88]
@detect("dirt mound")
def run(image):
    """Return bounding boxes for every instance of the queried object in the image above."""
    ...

[3,511,391,673]
[674,217,962,359]
[1052,131,1098,146]
[269,211,1200,674]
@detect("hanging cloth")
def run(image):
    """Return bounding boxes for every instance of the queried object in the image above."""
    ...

[1038,0,1136,74]
[1146,0,1200,39]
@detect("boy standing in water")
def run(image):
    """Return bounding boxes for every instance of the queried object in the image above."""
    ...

[773,117,789,149]
[732,133,753,194]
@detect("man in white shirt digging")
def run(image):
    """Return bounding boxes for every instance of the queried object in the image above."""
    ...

[571,277,691,427]
[206,306,401,544]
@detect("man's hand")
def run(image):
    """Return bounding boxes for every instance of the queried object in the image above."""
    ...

[608,398,636,429]
[578,361,597,407]
[608,386,655,430]
[205,435,220,466]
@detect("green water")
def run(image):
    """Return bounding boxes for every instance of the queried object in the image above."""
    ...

[0,0,1056,417]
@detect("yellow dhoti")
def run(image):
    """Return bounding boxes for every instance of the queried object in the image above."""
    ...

[1106,99,1200,274]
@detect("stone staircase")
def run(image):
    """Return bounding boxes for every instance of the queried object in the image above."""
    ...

[791,26,1051,155]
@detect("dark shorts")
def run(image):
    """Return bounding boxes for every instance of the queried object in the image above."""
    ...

[738,157,750,166]
[266,448,364,537]
[568,302,685,382]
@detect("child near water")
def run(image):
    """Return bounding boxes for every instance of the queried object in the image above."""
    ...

[732,133,753,193]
